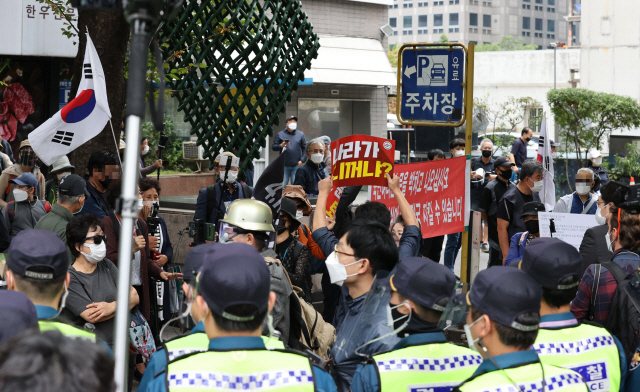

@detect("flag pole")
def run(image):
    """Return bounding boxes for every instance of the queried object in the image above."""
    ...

[109,119,123,169]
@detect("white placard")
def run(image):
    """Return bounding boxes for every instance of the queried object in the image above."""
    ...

[539,212,599,251]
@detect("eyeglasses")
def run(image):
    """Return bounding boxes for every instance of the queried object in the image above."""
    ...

[334,244,356,257]
[83,234,107,245]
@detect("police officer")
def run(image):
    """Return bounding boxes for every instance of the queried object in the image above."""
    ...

[454,267,589,392]
[521,238,626,392]
[350,258,482,392]
[139,242,337,392]
[0,290,39,344]
[4,230,96,341]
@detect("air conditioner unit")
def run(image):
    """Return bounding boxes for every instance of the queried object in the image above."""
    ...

[183,141,207,160]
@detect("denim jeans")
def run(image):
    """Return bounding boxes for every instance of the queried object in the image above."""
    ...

[283,165,299,186]
[444,232,462,271]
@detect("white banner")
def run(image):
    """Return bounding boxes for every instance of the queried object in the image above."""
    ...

[539,212,599,251]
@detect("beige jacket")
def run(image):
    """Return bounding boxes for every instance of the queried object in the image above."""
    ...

[0,164,45,209]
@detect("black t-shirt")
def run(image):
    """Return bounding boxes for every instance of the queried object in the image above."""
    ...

[480,179,512,246]
[471,157,495,210]
[496,187,533,225]
[510,138,528,167]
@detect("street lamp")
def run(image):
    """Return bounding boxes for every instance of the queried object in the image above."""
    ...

[549,42,566,89]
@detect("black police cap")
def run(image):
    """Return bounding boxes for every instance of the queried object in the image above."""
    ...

[7,230,68,281]
[390,257,456,311]
[521,238,582,290]
[0,291,39,344]
[183,243,217,283]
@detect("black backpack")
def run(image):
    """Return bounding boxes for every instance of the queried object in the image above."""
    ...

[601,260,640,362]
[205,183,252,222]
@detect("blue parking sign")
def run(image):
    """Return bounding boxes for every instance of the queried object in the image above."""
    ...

[400,47,465,124]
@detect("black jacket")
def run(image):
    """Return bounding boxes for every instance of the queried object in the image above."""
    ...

[579,223,614,274]
[294,160,327,196]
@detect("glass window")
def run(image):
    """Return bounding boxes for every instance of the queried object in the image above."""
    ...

[535,0,542,3]
[418,15,428,27]
[297,100,370,142]
[535,18,543,30]
[470,13,478,26]
[404,15,413,28]
[450,13,459,26]
[548,0,555,4]
[389,17,397,28]
[434,14,443,26]
[522,16,530,29]
[483,14,491,28]
[547,20,555,32]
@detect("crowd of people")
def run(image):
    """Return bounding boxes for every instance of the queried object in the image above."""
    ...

[0,120,638,392]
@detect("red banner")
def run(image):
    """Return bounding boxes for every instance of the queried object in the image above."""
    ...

[331,135,395,187]
[325,185,344,219]
[369,157,469,238]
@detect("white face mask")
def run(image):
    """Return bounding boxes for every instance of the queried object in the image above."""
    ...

[220,170,238,184]
[288,122,297,130]
[137,198,144,212]
[593,157,603,166]
[454,150,465,157]
[80,242,106,264]
[296,210,304,220]
[325,251,362,286]
[576,184,591,195]
[595,206,609,225]
[13,188,28,202]
[310,153,324,164]
[463,316,483,352]
[552,152,558,159]
[142,145,150,155]
[528,178,543,193]
[57,171,72,181]
[605,229,616,253]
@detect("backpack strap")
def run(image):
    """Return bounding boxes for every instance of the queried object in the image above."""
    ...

[603,261,629,284]
[241,183,252,199]
[6,201,14,223]
[205,185,217,222]
[5,174,13,195]
[589,264,601,321]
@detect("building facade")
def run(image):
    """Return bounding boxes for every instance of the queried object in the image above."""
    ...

[387,0,569,49]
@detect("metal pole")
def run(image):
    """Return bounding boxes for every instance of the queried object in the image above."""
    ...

[460,42,474,284]
[113,15,152,392]
[554,46,557,90]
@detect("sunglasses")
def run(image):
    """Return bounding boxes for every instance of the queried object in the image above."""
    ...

[83,234,107,245]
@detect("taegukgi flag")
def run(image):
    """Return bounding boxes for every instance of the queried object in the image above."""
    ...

[29,32,111,166]
[536,115,555,212]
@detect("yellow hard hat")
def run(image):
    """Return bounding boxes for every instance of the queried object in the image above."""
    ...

[219,199,274,232]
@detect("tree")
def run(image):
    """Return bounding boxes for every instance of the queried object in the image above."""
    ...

[439,34,449,43]
[548,88,640,162]
[499,96,541,133]
[475,36,538,52]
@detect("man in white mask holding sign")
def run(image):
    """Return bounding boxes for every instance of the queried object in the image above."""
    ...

[553,168,599,215]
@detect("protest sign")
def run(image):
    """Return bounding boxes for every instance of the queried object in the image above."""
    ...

[369,157,470,238]
[331,135,395,187]
[539,212,599,250]
[326,185,345,219]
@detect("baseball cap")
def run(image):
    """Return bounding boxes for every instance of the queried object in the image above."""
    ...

[467,266,541,331]
[319,136,331,146]
[494,156,515,169]
[590,149,602,159]
[286,116,298,122]
[549,140,560,147]
[7,230,69,281]
[389,257,456,310]
[197,243,271,320]
[521,201,545,219]
[183,243,217,283]
[58,174,88,197]
[10,172,38,189]
[214,151,236,163]
[0,291,39,344]
[520,238,582,290]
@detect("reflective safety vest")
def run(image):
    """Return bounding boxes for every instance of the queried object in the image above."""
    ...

[166,349,316,392]
[373,342,482,392]
[38,320,96,342]
[455,362,589,392]
[533,324,621,392]
[165,332,286,362]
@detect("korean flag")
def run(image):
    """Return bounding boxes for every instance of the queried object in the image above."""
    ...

[29,32,111,166]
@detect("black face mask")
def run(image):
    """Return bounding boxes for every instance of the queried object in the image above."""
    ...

[525,219,540,234]
[277,220,289,235]
[99,177,112,190]
[497,169,511,181]
[393,307,441,337]
[391,308,408,331]
[481,150,492,158]
[525,137,532,143]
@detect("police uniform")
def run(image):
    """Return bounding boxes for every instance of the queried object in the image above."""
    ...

[6,230,98,343]
[139,243,336,392]
[454,267,589,392]
[521,238,626,392]
[351,258,481,392]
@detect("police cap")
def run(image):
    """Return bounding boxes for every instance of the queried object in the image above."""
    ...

[467,266,541,331]
[7,230,68,281]
[521,238,582,290]
[183,243,217,283]
[0,290,39,344]
[390,257,456,311]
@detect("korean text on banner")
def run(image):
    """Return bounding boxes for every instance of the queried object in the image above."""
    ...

[539,212,598,251]
[331,135,395,187]
[326,185,344,219]
[369,157,468,238]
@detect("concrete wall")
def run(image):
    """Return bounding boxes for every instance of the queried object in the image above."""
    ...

[473,48,581,136]
[303,0,389,42]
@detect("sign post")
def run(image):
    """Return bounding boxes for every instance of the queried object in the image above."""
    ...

[460,43,474,284]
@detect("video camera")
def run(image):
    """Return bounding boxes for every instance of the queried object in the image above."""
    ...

[188,219,216,246]
[608,180,640,214]
[146,202,161,236]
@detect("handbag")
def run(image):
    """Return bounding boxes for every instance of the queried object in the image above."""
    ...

[128,307,157,361]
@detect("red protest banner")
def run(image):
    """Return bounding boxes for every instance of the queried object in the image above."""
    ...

[326,185,344,218]
[369,157,470,238]
[331,135,395,187]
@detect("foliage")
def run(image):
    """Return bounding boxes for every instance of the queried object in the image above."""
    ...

[500,97,541,132]
[608,144,640,181]
[141,115,192,173]
[439,34,449,43]
[475,36,538,52]
[388,44,399,68]
[36,0,79,44]
[548,88,640,162]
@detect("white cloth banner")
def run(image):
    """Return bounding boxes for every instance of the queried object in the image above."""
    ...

[537,116,556,212]
[539,212,598,251]
[29,32,110,166]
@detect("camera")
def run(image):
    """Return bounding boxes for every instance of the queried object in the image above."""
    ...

[609,180,640,214]
[146,202,161,235]
[188,219,216,246]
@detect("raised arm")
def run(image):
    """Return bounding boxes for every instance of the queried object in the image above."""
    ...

[386,173,418,227]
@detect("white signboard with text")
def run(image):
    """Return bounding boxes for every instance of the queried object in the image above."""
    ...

[539,212,599,251]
